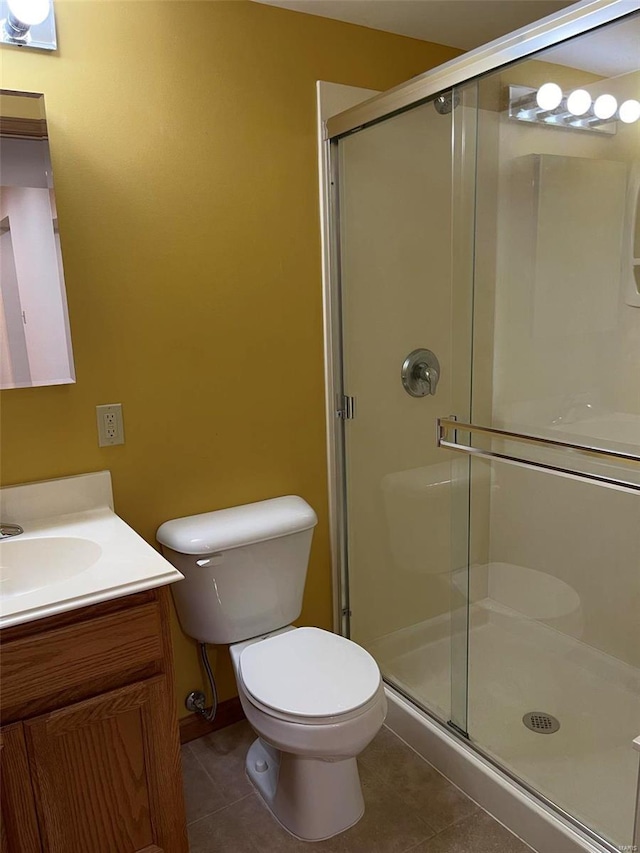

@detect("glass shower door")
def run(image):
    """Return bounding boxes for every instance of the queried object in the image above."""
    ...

[337,95,472,728]
[334,10,639,848]
[451,13,640,849]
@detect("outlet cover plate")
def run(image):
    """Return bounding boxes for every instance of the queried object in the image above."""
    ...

[96,403,125,447]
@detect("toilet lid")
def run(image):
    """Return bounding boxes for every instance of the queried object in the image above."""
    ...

[239,627,381,718]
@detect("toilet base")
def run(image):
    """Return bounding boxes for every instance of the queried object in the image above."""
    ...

[246,737,365,842]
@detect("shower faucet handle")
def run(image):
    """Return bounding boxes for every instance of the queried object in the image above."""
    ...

[401,349,441,397]
[416,363,439,395]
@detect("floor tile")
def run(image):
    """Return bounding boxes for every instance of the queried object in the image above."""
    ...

[187,793,308,853]
[187,767,434,853]
[189,720,256,805]
[317,762,436,853]
[360,727,478,833]
[181,744,227,825]
[187,799,255,853]
[410,810,533,853]
[183,722,535,853]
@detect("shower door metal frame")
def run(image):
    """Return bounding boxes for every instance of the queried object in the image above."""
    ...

[319,2,640,851]
[324,0,638,141]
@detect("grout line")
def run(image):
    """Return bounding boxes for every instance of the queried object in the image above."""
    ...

[186,741,223,790]
[185,792,255,829]
[381,725,511,828]
[363,731,483,835]
[223,789,256,809]
[402,812,480,853]
[402,809,538,853]
[186,801,234,831]
[187,735,244,791]
[408,801,482,844]
[365,727,480,811]
[183,736,256,819]
[184,788,253,828]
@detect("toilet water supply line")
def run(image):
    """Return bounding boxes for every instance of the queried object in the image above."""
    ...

[186,643,219,723]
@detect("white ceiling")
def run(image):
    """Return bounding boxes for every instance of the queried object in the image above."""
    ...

[543,15,640,77]
[252,0,575,50]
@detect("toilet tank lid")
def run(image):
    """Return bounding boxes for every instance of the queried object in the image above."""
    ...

[156,496,317,555]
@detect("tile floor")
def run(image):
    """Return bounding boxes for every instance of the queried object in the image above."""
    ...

[182,721,534,853]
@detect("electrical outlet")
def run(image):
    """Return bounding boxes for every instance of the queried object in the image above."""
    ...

[96,403,125,447]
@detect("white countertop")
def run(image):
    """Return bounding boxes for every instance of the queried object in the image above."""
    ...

[0,471,183,629]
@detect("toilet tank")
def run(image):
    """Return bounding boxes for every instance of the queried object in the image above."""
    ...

[156,496,318,645]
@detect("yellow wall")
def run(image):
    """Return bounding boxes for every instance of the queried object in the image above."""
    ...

[0,0,460,715]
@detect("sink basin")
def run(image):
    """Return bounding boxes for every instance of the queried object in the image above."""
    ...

[0,471,184,628]
[0,537,103,598]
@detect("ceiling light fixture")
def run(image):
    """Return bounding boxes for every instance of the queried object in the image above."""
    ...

[1,0,56,50]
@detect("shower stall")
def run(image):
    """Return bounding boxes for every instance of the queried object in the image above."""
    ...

[322,2,640,851]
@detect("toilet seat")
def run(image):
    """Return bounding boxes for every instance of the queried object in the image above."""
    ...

[239,627,381,719]
[238,677,385,727]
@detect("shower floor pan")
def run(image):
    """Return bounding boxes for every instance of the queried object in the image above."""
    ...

[370,600,640,849]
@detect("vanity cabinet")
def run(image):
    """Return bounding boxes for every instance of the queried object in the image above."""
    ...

[0,588,188,853]
[0,723,40,853]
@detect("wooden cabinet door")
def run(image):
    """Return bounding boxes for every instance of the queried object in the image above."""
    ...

[0,723,42,853]
[23,677,187,853]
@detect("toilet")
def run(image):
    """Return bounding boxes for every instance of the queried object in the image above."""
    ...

[156,495,386,842]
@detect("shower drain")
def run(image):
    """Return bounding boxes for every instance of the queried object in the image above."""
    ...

[522,711,560,734]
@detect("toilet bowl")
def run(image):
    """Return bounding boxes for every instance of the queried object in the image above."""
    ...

[230,626,387,840]
[156,496,386,841]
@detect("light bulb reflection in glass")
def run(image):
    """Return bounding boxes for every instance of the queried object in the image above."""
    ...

[619,99,640,124]
[593,94,617,120]
[567,89,591,116]
[536,83,563,111]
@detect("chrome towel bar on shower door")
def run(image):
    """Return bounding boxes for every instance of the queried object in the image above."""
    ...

[437,417,640,492]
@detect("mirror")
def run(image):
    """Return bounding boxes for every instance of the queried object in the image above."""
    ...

[0,90,75,389]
